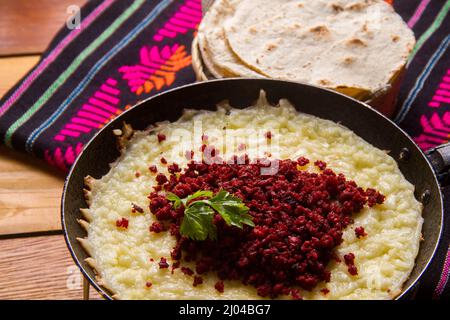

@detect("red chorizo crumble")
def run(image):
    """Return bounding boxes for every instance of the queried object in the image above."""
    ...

[157,134,166,143]
[265,131,272,140]
[348,265,358,276]
[168,163,181,174]
[135,171,141,178]
[207,146,218,157]
[344,253,358,276]
[148,156,384,298]
[149,165,158,173]
[132,203,144,214]
[159,257,169,269]
[321,288,330,295]
[193,275,204,287]
[185,150,194,160]
[150,221,165,233]
[181,267,195,276]
[290,289,302,300]
[366,188,385,207]
[160,157,168,165]
[314,160,327,170]
[215,281,225,293]
[156,173,168,185]
[146,281,153,288]
[172,261,181,274]
[116,218,129,229]
[297,157,310,166]
[355,226,367,238]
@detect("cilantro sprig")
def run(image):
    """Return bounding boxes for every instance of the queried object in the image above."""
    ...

[166,190,254,241]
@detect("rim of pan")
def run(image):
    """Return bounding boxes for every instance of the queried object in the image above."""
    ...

[61,78,444,300]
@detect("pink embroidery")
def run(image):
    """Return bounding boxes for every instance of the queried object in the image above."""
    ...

[0,0,115,118]
[45,2,201,172]
[153,0,202,42]
[44,143,84,172]
[119,44,192,95]
[413,69,450,150]
[434,246,450,299]
[407,0,431,29]
[414,112,450,150]
[54,78,122,142]
[429,69,450,108]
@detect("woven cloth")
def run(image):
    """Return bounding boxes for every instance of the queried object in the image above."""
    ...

[0,0,448,299]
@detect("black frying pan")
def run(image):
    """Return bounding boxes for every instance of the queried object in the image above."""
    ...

[62,79,445,300]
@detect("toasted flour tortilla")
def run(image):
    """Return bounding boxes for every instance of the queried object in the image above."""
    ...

[199,0,415,100]
[197,0,263,78]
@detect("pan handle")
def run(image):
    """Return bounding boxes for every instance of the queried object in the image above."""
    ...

[426,142,450,184]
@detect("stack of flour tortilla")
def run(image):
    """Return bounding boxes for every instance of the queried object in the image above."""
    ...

[195,0,415,105]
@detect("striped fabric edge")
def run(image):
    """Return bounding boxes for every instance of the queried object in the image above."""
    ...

[25,0,175,153]
[407,0,431,28]
[395,35,450,123]
[0,0,115,118]
[3,0,147,148]
[434,246,450,298]
[407,0,450,65]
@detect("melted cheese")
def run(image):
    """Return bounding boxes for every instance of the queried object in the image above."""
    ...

[86,97,422,300]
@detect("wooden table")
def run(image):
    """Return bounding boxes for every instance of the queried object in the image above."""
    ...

[0,0,101,299]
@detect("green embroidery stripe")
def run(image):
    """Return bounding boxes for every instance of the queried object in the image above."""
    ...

[409,0,450,63]
[4,0,145,147]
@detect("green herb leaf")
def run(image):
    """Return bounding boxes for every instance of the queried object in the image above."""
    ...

[183,190,214,206]
[166,189,254,241]
[207,190,255,228]
[166,193,182,209]
[180,203,216,241]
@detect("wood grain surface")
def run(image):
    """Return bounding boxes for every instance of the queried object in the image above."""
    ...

[0,146,64,236]
[0,56,40,97]
[0,235,101,299]
[0,0,87,56]
[0,55,64,236]
[0,0,99,300]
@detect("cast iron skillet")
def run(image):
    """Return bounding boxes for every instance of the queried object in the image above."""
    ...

[62,79,446,300]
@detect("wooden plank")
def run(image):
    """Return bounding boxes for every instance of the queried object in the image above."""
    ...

[0,0,87,56]
[0,55,65,236]
[0,146,64,235]
[0,235,101,299]
[0,55,40,98]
